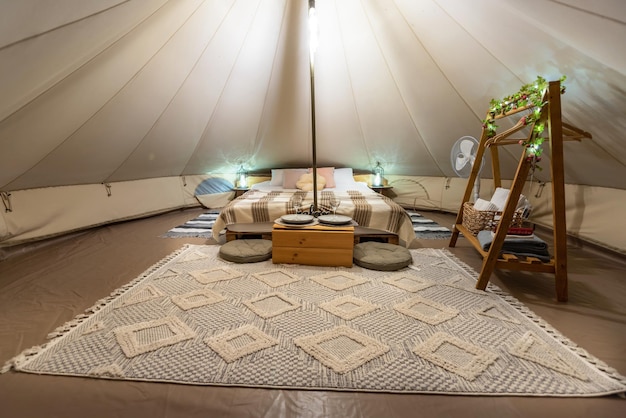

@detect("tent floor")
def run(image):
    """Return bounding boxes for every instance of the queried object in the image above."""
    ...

[1,207,625,418]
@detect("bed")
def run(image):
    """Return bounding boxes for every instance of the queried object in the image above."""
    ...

[212,168,415,246]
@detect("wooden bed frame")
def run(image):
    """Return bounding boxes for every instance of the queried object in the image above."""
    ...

[225,222,399,245]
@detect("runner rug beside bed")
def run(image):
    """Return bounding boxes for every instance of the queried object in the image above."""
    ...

[4,245,625,397]
[162,210,451,240]
[162,211,221,238]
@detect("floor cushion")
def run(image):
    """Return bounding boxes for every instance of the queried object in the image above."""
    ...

[219,239,272,263]
[353,241,412,271]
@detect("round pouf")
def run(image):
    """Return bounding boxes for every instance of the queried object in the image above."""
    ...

[219,239,272,263]
[353,241,412,271]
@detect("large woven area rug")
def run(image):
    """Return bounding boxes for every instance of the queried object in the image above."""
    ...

[4,245,625,396]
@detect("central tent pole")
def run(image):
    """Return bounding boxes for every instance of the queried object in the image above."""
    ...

[309,0,318,212]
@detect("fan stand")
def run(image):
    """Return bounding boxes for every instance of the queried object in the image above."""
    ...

[448,80,591,302]
[472,178,480,203]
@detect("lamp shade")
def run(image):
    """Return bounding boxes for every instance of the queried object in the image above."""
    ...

[372,162,384,187]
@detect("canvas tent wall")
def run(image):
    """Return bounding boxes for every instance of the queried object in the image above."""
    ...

[1,0,625,253]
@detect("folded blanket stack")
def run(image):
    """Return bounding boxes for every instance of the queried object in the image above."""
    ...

[477,230,551,262]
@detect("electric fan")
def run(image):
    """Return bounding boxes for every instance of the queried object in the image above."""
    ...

[450,136,484,201]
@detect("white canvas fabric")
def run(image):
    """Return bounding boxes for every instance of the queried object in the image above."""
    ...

[0,1,625,253]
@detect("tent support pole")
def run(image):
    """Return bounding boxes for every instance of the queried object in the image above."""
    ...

[309,0,318,212]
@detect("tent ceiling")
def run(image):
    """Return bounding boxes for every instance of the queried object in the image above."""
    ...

[1,0,625,191]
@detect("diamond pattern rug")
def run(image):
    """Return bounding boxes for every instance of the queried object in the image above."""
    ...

[162,210,451,239]
[3,245,625,396]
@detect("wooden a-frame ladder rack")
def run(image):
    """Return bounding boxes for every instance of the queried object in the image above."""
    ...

[449,80,591,302]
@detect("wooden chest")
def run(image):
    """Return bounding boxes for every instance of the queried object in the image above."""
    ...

[272,224,354,267]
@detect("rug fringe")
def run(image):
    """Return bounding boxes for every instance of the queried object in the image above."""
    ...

[438,247,626,388]
[1,345,44,374]
[2,244,192,374]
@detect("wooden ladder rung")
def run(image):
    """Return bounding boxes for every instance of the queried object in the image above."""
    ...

[499,254,545,264]
[525,256,544,264]
[501,254,519,262]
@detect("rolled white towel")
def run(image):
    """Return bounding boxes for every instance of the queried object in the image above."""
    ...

[489,187,510,211]
[489,188,530,213]
[473,198,499,211]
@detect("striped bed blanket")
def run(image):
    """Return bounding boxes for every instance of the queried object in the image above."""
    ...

[212,189,415,246]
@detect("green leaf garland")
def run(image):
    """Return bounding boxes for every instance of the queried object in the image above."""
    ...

[482,75,566,158]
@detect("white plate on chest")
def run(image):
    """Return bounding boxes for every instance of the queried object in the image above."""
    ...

[318,215,352,225]
[280,214,315,224]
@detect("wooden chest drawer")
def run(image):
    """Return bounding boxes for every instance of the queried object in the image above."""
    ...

[272,224,354,267]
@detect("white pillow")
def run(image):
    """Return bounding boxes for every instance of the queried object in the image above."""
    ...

[270,169,284,186]
[333,167,355,186]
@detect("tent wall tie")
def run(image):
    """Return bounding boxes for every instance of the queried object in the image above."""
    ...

[1,191,12,212]
[103,183,112,197]
[182,176,187,187]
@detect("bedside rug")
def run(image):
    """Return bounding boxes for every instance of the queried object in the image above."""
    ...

[163,210,451,240]
[161,211,221,238]
[406,211,452,239]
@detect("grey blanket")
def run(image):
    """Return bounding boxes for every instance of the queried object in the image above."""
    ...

[477,230,551,262]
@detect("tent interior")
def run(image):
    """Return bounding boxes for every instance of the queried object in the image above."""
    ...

[1,1,625,416]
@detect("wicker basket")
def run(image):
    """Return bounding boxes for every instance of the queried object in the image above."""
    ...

[461,202,524,236]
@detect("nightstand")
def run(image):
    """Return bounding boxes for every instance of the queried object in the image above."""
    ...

[369,185,393,196]
[232,187,249,198]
